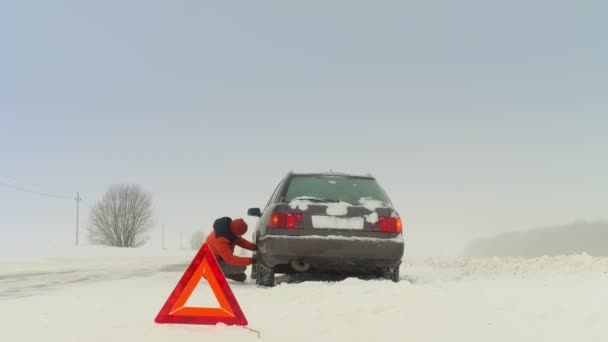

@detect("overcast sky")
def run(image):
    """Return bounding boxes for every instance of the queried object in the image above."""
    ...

[1,0,607,258]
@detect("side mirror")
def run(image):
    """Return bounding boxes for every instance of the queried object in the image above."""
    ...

[247,208,262,217]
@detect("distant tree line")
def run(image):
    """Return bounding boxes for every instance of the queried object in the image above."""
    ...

[462,220,608,258]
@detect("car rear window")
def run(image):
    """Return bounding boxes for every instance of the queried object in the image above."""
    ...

[283,176,391,206]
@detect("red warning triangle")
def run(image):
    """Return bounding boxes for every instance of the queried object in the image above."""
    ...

[154,243,248,326]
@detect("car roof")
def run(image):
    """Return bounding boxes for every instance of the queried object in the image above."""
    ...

[287,171,376,180]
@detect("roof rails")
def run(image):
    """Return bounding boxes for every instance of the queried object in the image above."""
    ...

[287,170,375,179]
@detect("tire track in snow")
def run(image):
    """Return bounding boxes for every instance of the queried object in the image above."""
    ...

[3,254,607,299]
[0,257,192,299]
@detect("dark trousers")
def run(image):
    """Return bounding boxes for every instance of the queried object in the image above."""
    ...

[217,260,246,275]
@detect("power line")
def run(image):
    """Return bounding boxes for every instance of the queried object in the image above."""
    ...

[0,180,74,200]
[0,174,83,247]
[79,197,92,206]
[0,174,74,196]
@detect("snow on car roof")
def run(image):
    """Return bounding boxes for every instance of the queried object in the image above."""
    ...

[288,170,375,179]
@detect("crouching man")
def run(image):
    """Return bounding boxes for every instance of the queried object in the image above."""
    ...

[205,217,257,282]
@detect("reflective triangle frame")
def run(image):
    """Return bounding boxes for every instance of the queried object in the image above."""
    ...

[154,243,248,326]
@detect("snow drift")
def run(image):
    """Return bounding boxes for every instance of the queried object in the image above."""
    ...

[2,247,607,342]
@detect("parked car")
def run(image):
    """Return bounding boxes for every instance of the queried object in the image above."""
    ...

[247,171,405,286]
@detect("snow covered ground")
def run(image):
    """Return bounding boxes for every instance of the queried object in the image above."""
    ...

[2,248,608,342]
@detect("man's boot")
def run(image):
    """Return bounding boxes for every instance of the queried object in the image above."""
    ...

[218,260,247,282]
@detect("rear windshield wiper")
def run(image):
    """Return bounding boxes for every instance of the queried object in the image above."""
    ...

[298,197,339,203]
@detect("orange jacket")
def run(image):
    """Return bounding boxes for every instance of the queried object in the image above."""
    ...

[206,217,257,267]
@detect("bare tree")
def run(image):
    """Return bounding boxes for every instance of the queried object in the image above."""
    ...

[190,231,206,250]
[88,184,155,247]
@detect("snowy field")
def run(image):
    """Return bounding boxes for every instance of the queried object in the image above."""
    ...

[2,248,608,342]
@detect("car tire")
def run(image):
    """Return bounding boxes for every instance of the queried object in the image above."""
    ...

[250,234,258,280]
[383,267,400,283]
[255,263,275,287]
[250,258,258,280]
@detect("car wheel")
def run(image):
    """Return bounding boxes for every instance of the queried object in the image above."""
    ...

[250,234,258,280]
[383,267,400,283]
[255,263,275,287]
[250,258,258,279]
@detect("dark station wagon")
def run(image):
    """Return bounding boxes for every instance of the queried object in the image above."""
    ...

[247,171,405,286]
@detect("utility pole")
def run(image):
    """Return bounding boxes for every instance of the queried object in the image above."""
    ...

[75,192,80,246]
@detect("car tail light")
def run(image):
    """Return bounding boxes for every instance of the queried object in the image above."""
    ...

[268,212,304,229]
[285,213,304,229]
[268,212,285,229]
[378,216,402,233]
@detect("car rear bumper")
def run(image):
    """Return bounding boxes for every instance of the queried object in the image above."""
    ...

[256,234,405,272]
